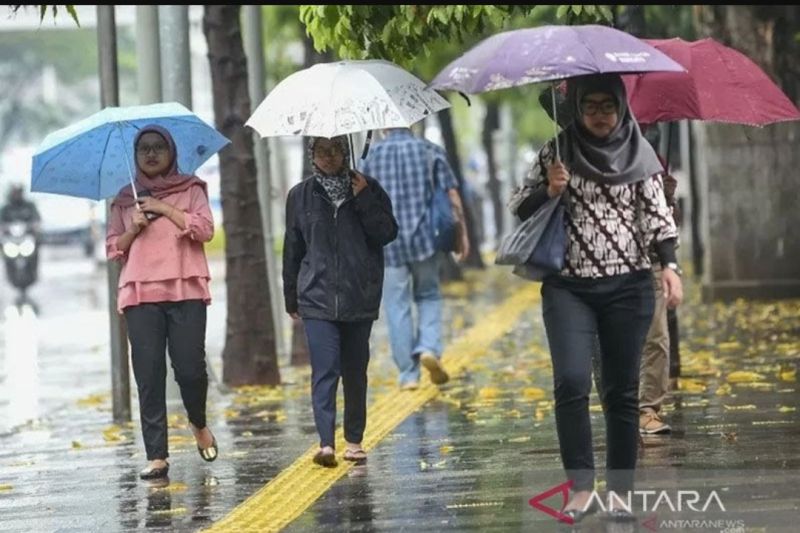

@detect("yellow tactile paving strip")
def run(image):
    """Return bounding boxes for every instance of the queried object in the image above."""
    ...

[204,283,540,533]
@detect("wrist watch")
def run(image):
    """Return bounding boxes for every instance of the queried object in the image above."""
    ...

[665,262,683,277]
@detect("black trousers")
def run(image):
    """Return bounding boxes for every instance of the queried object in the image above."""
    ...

[304,319,372,449]
[542,271,654,493]
[124,300,208,460]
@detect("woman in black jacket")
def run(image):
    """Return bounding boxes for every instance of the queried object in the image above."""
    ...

[283,135,398,467]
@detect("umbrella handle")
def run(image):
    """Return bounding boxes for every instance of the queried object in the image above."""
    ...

[118,124,139,202]
[360,130,373,160]
[551,83,561,162]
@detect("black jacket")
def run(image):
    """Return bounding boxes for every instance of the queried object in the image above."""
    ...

[283,174,398,322]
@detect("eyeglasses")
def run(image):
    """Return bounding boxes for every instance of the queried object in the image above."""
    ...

[580,100,617,116]
[314,146,343,158]
[136,143,169,155]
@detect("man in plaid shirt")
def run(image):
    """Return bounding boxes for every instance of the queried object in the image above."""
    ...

[361,128,469,389]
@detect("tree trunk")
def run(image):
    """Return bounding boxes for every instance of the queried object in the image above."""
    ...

[482,101,503,242]
[693,5,800,300]
[439,106,484,269]
[617,5,647,37]
[203,5,280,385]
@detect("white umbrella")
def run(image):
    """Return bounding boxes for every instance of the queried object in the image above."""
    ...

[246,60,451,139]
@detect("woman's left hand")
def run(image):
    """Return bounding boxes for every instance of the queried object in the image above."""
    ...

[351,171,367,196]
[137,196,171,215]
[662,268,683,309]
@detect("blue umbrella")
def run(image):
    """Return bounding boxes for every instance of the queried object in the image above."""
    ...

[30,102,230,201]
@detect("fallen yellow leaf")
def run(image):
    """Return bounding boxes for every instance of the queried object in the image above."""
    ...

[102,425,126,443]
[150,507,187,517]
[715,384,732,396]
[77,393,107,408]
[723,404,757,411]
[152,482,188,494]
[0,484,12,492]
[440,445,454,454]
[778,367,796,382]
[71,441,83,449]
[478,387,501,400]
[727,371,766,383]
[778,406,796,413]
[522,387,547,401]
[508,436,531,443]
[718,341,742,351]
[678,379,707,393]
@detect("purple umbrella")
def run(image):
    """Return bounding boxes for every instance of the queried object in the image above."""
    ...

[431,25,685,159]
[431,25,685,94]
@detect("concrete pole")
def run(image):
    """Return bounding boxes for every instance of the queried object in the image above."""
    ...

[136,6,162,104]
[241,5,285,359]
[97,5,130,424]
[158,6,192,107]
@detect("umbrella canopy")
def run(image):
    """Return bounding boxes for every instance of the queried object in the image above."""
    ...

[246,59,451,138]
[430,24,685,94]
[624,37,800,126]
[31,102,230,201]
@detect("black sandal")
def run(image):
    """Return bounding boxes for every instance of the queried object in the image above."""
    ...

[198,433,218,462]
[139,462,169,480]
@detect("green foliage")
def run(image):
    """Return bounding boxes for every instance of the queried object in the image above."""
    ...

[299,5,551,68]
[644,5,697,39]
[9,5,80,26]
[297,5,614,148]
[260,5,305,89]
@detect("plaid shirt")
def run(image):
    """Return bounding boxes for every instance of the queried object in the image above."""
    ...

[360,130,457,267]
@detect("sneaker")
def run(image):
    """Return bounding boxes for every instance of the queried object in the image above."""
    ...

[420,352,449,385]
[400,381,419,391]
[639,409,671,435]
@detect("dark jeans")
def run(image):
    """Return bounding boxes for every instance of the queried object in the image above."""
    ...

[304,319,372,449]
[542,271,654,493]
[124,300,208,460]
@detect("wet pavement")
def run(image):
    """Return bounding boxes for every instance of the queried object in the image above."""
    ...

[0,248,798,532]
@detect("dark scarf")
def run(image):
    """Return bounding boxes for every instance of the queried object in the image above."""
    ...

[308,136,352,203]
[560,73,663,185]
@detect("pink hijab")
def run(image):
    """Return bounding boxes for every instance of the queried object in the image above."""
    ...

[113,125,206,208]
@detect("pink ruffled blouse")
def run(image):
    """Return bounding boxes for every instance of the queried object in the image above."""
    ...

[106,185,214,313]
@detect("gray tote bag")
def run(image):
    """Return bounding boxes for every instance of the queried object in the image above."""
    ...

[495,195,562,281]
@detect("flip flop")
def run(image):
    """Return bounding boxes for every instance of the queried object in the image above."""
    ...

[343,448,367,462]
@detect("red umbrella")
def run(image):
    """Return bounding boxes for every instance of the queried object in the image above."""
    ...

[624,37,800,126]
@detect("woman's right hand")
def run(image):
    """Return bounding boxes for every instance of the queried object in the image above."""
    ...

[547,161,570,197]
[130,210,149,235]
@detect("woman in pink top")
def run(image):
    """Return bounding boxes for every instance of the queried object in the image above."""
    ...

[106,125,218,480]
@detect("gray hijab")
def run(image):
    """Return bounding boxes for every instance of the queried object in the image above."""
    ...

[561,73,662,185]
